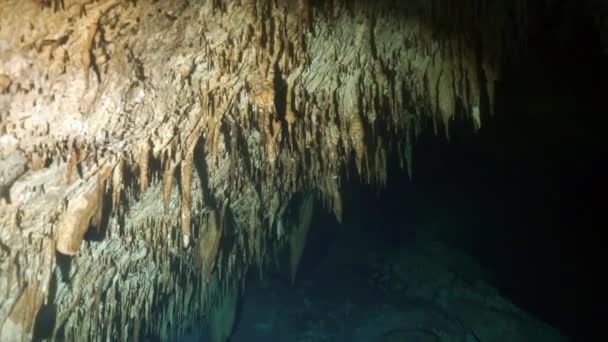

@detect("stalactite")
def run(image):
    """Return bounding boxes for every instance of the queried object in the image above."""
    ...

[267,118,281,167]
[138,139,151,194]
[350,111,366,176]
[180,146,194,249]
[56,165,111,256]
[332,187,343,223]
[111,157,124,212]
[64,145,80,185]
[289,193,314,283]
[285,80,297,147]
[206,92,226,170]
[197,209,224,285]
[163,155,179,213]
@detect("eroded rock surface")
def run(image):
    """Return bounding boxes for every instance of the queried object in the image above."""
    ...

[0,0,604,341]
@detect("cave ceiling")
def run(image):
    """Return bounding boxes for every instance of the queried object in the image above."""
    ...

[0,0,605,341]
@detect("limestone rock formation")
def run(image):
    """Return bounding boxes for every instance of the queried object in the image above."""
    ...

[0,0,604,341]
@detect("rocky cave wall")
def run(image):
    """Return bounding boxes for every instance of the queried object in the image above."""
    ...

[0,0,604,341]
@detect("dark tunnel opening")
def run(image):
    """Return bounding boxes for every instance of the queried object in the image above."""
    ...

[283,9,607,342]
[157,4,607,341]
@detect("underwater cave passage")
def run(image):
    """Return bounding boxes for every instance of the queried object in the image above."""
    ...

[2,1,607,342]
[204,15,606,342]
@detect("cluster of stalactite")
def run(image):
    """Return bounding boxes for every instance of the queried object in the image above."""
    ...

[0,0,542,341]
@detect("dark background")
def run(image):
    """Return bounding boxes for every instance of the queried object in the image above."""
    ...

[300,7,606,341]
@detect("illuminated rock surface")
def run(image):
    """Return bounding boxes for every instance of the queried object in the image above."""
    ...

[0,0,606,341]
